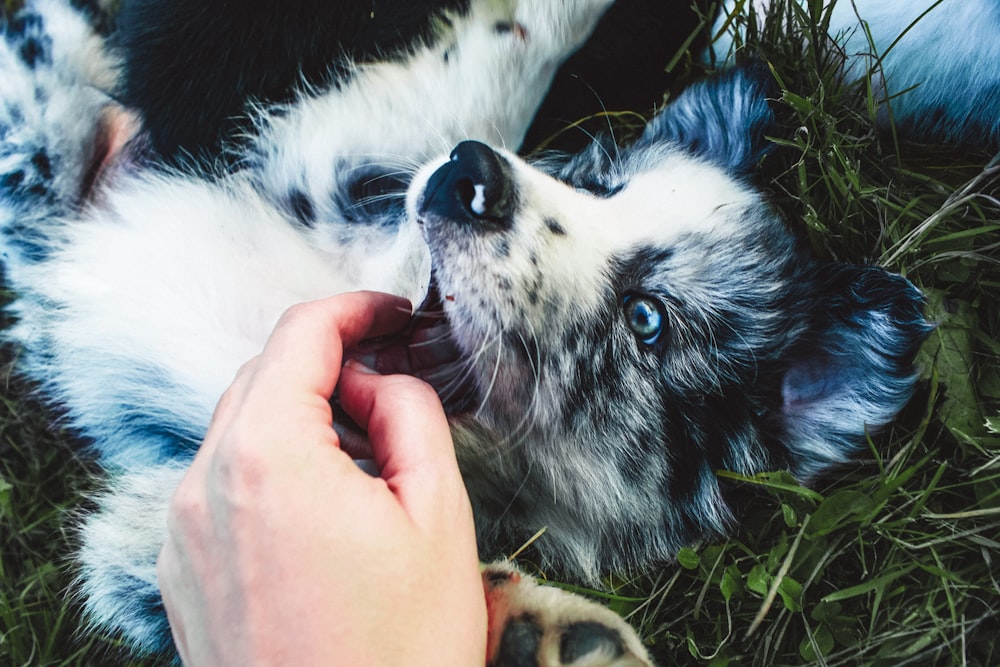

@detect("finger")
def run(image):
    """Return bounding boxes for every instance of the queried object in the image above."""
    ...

[200,292,410,451]
[251,292,412,401]
[192,354,261,461]
[338,363,454,473]
[337,364,466,521]
[188,292,410,493]
[194,292,410,474]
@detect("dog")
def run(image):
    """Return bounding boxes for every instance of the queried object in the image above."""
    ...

[1,0,962,660]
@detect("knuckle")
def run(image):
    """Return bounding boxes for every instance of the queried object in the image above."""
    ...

[388,373,443,407]
[166,479,207,532]
[231,354,260,383]
[212,434,270,501]
[277,299,318,325]
[212,379,243,417]
[272,301,317,336]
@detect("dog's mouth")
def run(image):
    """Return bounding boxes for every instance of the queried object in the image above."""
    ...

[347,277,480,416]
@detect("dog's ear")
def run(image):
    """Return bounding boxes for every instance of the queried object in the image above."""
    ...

[777,265,932,480]
[634,63,776,175]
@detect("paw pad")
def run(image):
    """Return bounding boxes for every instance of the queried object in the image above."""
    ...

[482,562,655,666]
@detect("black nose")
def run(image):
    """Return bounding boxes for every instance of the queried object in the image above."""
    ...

[419,140,515,227]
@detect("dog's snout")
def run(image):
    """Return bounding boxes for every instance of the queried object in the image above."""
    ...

[419,140,515,227]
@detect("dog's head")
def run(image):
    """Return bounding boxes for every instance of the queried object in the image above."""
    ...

[403,67,931,577]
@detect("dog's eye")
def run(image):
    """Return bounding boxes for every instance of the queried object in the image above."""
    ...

[574,179,622,198]
[623,295,665,346]
[337,168,409,224]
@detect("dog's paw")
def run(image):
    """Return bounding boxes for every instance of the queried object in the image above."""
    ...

[0,0,119,264]
[463,0,614,56]
[510,0,616,53]
[483,562,655,667]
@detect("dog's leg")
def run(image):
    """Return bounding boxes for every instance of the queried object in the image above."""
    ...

[76,463,188,658]
[254,0,617,232]
[0,0,118,270]
[0,5,188,655]
[482,562,655,666]
[245,0,617,311]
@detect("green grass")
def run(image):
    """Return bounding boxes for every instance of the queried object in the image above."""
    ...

[0,358,135,665]
[2,0,999,665]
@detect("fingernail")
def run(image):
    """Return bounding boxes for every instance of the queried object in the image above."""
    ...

[353,459,381,477]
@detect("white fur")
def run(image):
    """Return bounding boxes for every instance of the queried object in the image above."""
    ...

[254,0,617,238]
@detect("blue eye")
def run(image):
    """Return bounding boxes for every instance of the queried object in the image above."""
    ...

[623,295,665,346]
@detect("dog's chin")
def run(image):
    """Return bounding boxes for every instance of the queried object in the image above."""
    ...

[348,276,480,416]
[403,277,482,415]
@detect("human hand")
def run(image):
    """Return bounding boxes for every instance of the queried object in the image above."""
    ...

[157,292,487,666]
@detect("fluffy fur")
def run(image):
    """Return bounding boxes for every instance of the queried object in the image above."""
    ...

[0,0,964,658]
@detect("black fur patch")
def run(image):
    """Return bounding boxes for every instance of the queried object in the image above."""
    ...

[544,216,566,236]
[286,189,316,228]
[3,12,50,69]
[335,166,409,226]
[0,150,53,202]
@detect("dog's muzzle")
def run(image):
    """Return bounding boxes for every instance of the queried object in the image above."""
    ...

[418,140,516,229]
[338,141,515,425]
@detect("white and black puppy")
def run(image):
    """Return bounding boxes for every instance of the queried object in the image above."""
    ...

[0,0,971,660]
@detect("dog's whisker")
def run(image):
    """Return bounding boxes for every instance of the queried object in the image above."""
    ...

[506,327,545,450]
[472,328,505,422]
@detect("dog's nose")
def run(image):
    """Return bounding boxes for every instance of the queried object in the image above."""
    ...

[419,140,515,227]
